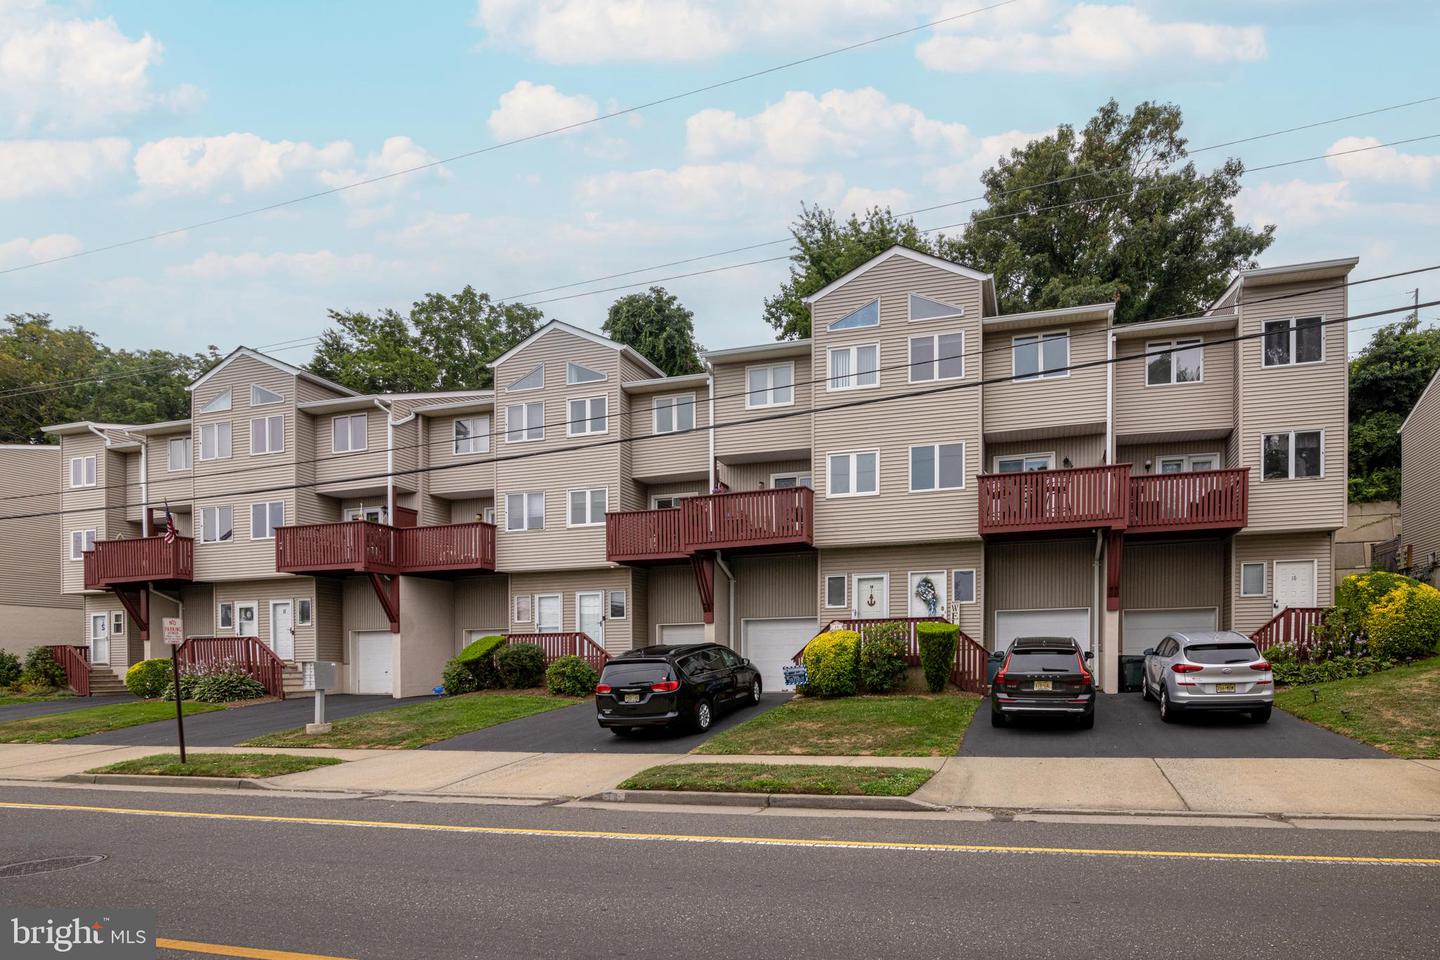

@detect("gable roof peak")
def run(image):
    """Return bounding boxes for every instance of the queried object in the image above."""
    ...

[800,245,993,307]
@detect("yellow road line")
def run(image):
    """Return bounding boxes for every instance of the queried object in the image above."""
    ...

[156,937,353,960]
[1,800,1435,866]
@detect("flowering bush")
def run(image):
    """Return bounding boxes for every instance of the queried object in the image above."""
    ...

[1306,572,1440,663]
[125,659,172,699]
[802,630,860,696]
[1364,579,1440,661]
[163,657,265,702]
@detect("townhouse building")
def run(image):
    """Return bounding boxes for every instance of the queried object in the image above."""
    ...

[0,445,83,654]
[1398,366,1440,586]
[46,247,1353,697]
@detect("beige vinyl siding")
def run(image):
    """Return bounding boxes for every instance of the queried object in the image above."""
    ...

[447,498,494,524]
[620,355,659,383]
[720,458,811,492]
[628,386,710,482]
[213,578,318,660]
[711,357,811,462]
[1113,337,1235,439]
[454,575,509,635]
[984,538,1093,650]
[60,432,111,515]
[507,567,636,655]
[0,447,78,612]
[1236,280,1348,531]
[630,567,649,648]
[987,435,1105,471]
[314,578,343,661]
[983,318,1107,437]
[123,452,142,522]
[146,427,194,517]
[1117,440,1232,475]
[180,584,214,637]
[734,552,818,621]
[0,604,81,652]
[1400,374,1440,584]
[1120,538,1227,612]
[293,376,350,405]
[1231,530,1335,633]
[390,411,420,493]
[818,543,982,643]
[343,574,392,637]
[62,508,110,594]
[191,484,298,582]
[647,563,704,640]
[313,406,390,494]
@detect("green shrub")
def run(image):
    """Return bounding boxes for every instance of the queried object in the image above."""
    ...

[802,630,860,697]
[190,670,265,703]
[1365,580,1440,661]
[125,659,172,699]
[916,622,958,693]
[545,655,599,697]
[0,650,20,688]
[858,624,907,694]
[441,659,478,696]
[495,642,546,688]
[456,634,506,689]
[1273,655,1396,687]
[20,647,66,690]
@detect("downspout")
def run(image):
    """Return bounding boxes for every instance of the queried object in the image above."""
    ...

[715,552,736,649]
[1093,529,1104,689]
[376,399,394,522]
[1105,331,1115,464]
[135,435,149,536]
[706,363,716,491]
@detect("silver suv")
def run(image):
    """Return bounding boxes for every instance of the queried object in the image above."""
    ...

[1141,630,1274,724]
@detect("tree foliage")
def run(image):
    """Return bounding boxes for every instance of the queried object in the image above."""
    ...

[309,286,543,392]
[602,286,704,376]
[1348,317,1440,502]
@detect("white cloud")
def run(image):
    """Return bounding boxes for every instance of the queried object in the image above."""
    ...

[315,136,444,218]
[916,0,1266,73]
[1234,179,1354,227]
[1325,136,1439,188]
[133,133,354,194]
[925,129,1049,193]
[168,250,382,284]
[488,81,599,141]
[0,138,130,200]
[0,2,201,131]
[579,161,838,218]
[838,186,912,217]
[0,232,82,268]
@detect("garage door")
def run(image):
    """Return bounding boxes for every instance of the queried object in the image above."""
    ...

[657,623,705,646]
[744,618,818,691]
[995,609,1091,652]
[1122,608,1218,656]
[352,631,394,695]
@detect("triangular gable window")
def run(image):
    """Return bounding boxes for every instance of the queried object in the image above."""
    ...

[201,388,232,413]
[507,363,545,392]
[828,299,879,331]
[566,361,607,385]
[909,293,965,322]
[251,384,283,406]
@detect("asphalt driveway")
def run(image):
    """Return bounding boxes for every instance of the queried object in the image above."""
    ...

[0,695,137,722]
[427,692,791,754]
[65,694,403,747]
[959,692,1385,759]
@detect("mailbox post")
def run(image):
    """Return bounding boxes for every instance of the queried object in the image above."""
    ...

[302,661,339,734]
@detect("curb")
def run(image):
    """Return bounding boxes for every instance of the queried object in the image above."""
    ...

[60,773,268,790]
[588,788,945,812]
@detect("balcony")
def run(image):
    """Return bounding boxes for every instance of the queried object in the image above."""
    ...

[606,508,686,563]
[607,488,815,563]
[1128,468,1249,535]
[396,521,496,573]
[83,535,193,590]
[275,520,496,577]
[978,465,1130,536]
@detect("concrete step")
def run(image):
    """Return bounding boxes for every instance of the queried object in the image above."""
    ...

[86,667,130,697]
[281,665,307,697]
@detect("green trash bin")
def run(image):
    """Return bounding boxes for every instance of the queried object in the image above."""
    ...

[1119,655,1146,693]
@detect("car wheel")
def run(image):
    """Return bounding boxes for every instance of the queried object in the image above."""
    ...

[609,726,633,737]
[748,679,762,705]
[990,707,1008,728]
[693,699,714,733]
[1140,675,1153,701]
[1250,706,1272,724]
[1159,687,1181,724]
[1077,710,1094,730]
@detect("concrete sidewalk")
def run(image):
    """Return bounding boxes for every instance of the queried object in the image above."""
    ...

[2,743,1438,818]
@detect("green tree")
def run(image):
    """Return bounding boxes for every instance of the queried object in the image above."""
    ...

[1348,317,1440,502]
[310,286,543,392]
[602,286,704,375]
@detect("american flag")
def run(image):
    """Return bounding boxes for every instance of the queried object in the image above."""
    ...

[161,501,178,544]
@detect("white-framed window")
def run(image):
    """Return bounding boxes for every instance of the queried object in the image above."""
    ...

[297,598,313,626]
[1262,316,1324,367]
[568,487,607,527]
[909,332,965,382]
[535,594,562,633]
[217,602,235,631]
[250,383,283,406]
[1262,431,1323,481]
[770,472,812,489]
[652,394,695,434]
[567,395,608,436]
[250,500,284,540]
[994,452,1054,473]
[167,436,191,471]
[827,451,879,498]
[505,491,544,531]
[69,528,96,560]
[608,590,627,620]
[952,569,977,604]
[908,293,965,322]
[908,571,947,617]
[505,402,544,443]
[828,299,879,330]
[344,506,385,523]
[910,443,966,492]
[507,363,544,391]
[199,422,231,461]
[199,505,234,543]
[513,594,532,623]
[482,505,495,524]
[249,415,284,455]
[1146,338,1204,385]
[111,611,125,636]
[1156,453,1221,474]
[69,455,96,488]
[824,575,847,609]
[1013,330,1069,381]
[651,494,692,509]
[745,362,794,409]
[200,388,232,413]
[453,416,490,455]
[827,343,879,391]
[332,414,367,453]
[567,361,606,385]
[1241,562,1267,597]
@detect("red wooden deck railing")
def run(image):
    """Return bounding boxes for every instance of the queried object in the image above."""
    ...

[680,487,814,551]
[790,618,990,694]
[277,520,496,575]
[978,464,1130,535]
[396,521,495,572]
[605,508,685,562]
[1250,607,1328,657]
[83,535,193,590]
[1128,468,1249,533]
[504,632,610,673]
[47,645,90,696]
[175,636,287,699]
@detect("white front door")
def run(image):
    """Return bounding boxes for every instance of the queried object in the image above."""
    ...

[535,594,562,634]
[270,601,295,660]
[853,575,888,619]
[89,613,109,665]
[236,602,259,637]
[1273,561,1317,611]
[995,608,1092,652]
[577,591,604,646]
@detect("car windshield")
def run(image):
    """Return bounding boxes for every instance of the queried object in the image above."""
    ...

[1185,643,1260,665]
[1008,651,1080,673]
[601,662,672,684]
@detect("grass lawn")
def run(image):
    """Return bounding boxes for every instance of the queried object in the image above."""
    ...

[0,693,72,706]
[0,700,223,743]
[696,694,981,757]
[621,762,935,797]
[88,752,343,779]
[1276,658,1440,759]
[241,692,579,749]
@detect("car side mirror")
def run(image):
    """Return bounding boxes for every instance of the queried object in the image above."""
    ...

[1083,651,1093,661]
[1142,648,1155,657]
[742,658,750,666]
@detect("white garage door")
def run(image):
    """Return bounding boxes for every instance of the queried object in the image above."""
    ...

[352,631,394,695]
[1122,608,1218,656]
[744,618,819,691]
[995,609,1091,652]
[658,623,705,645]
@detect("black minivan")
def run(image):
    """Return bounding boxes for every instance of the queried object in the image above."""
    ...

[990,637,1096,728]
[595,644,763,735]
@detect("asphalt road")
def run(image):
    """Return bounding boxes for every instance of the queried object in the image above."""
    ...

[62,695,402,747]
[961,691,1385,758]
[428,692,790,753]
[0,784,1435,959]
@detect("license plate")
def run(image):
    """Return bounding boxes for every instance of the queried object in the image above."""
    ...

[1032,680,1052,692]
[1215,683,1236,693]
[623,693,640,703]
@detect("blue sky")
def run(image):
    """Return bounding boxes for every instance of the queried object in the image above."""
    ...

[2,0,1437,364]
